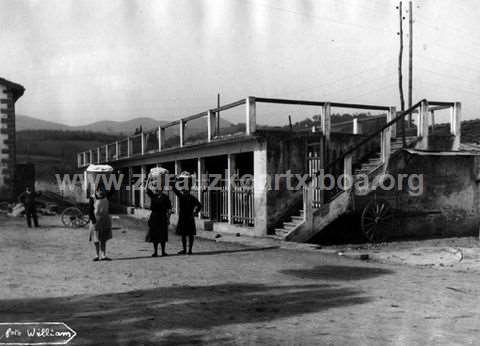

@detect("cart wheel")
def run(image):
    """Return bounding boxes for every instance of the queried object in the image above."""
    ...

[361,199,393,242]
[61,207,89,228]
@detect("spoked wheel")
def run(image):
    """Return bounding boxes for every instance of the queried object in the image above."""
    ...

[61,207,89,228]
[361,198,394,242]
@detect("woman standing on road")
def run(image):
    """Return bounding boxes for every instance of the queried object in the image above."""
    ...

[173,172,202,255]
[89,185,113,261]
[145,168,172,257]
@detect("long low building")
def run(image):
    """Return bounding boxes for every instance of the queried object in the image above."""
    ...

[77,97,473,242]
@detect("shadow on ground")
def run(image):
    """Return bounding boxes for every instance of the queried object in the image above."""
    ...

[280,265,394,281]
[0,265,391,345]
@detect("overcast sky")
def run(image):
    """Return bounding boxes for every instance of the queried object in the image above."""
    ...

[1,0,479,126]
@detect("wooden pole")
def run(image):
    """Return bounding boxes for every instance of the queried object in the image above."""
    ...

[398,2,405,113]
[408,1,413,123]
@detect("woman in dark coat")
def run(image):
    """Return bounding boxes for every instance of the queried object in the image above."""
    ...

[146,185,172,257]
[173,173,202,255]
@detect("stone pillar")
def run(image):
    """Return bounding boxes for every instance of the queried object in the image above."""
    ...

[253,145,267,236]
[246,96,256,135]
[227,154,237,224]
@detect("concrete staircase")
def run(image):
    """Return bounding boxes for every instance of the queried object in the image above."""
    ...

[273,135,418,240]
[272,209,305,239]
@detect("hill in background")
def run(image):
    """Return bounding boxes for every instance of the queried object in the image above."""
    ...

[16,114,232,135]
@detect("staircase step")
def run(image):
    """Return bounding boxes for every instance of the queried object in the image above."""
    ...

[283,222,299,228]
[274,228,290,234]
[291,216,304,221]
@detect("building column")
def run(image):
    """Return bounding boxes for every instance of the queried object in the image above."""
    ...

[115,141,119,160]
[197,157,205,219]
[97,147,101,164]
[141,132,145,155]
[253,145,267,236]
[105,144,109,162]
[353,118,358,135]
[227,154,237,224]
[127,137,131,157]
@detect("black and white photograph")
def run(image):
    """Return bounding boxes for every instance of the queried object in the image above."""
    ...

[1,0,479,345]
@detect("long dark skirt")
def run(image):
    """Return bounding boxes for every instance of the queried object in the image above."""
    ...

[146,212,169,243]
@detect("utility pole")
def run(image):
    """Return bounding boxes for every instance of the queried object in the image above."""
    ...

[398,1,405,112]
[408,1,413,123]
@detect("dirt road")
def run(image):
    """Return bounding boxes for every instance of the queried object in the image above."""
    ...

[0,215,479,345]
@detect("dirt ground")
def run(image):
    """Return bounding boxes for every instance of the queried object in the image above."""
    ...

[1,214,480,345]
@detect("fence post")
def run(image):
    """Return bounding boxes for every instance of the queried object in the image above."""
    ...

[246,96,256,135]
[179,119,185,147]
[451,102,461,150]
[227,154,236,224]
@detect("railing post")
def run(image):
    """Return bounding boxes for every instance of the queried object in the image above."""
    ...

[388,107,396,138]
[158,127,165,151]
[418,100,429,150]
[207,110,215,142]
[321,102,331,141]
[353,117,358,135]
[246,96,256,135]
[451,102,461,150]
[115,141,119,160]
[179,119,185,147]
